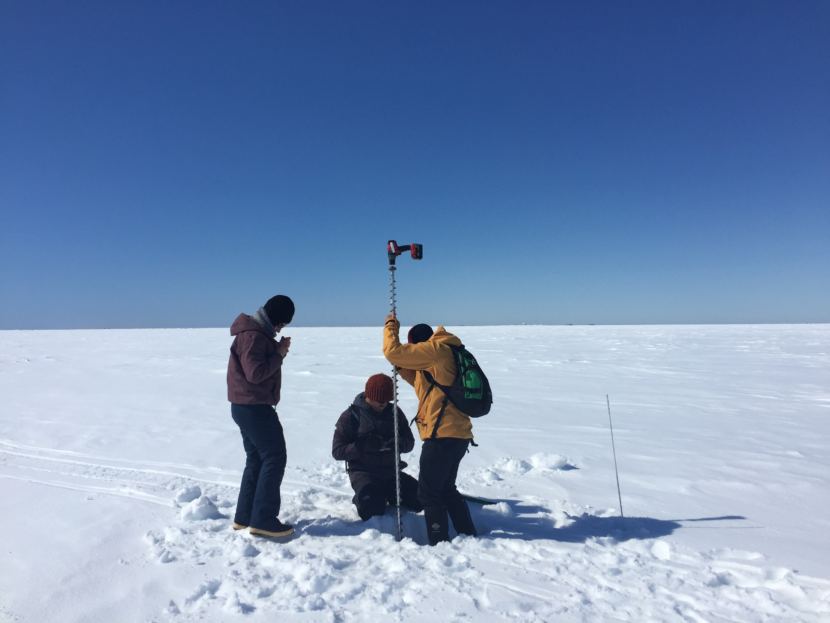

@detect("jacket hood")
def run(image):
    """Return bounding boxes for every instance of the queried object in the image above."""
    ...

[230,313,271,337]
[429,326,463,348]
[352,392,369,409]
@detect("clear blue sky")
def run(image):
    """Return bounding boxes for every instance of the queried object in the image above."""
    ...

[2,1,828,328]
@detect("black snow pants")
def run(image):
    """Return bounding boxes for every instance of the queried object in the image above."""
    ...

[349,470,422,520]
[418,438,477,545]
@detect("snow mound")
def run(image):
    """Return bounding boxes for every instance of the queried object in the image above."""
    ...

[528,452,576,471]
[180,495,225,521]
[489,453,576,476]
[495,457,533,474]
[651,540,672,560]
[174,485,202,504]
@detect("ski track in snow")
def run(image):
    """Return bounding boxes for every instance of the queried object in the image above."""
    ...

[2,439,828,622]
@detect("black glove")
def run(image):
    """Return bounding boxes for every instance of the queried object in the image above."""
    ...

[378,439,395,453]
[358,435,383,453]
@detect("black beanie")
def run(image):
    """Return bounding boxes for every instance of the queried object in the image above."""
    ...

[264,295,295,325]
[407,323,434,344]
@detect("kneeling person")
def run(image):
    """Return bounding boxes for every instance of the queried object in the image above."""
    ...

[332,374,423,520]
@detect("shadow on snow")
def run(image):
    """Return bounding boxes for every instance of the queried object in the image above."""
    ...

[473,500,747,544]
[287,499,747,547]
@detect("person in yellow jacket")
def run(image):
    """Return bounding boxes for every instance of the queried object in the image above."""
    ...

[383,313,477,545]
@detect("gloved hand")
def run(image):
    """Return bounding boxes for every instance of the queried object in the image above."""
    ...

[377,439,395,453]
[385,314,400,333]
[358,435,384,453]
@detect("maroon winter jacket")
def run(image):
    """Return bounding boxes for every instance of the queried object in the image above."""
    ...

[227,314,284,405]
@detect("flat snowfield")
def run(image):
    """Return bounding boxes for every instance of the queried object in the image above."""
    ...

[1,325,828,622]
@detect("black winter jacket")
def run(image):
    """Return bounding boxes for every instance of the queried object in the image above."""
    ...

[332,393,415,474]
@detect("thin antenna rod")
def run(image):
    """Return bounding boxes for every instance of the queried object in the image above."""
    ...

[606,394,624,518]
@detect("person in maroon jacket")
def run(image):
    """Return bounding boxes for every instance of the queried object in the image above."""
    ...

[227,295,295,538]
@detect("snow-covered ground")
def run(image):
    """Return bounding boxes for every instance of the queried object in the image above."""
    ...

[1,324,828,622]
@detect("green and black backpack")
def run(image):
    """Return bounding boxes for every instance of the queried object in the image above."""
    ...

[423,344,493,429]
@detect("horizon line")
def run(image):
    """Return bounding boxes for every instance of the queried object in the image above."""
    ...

[2,321,829,332]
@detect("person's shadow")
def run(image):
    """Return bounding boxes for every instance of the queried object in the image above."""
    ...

[473,500,746,543]
[291,499,746,546]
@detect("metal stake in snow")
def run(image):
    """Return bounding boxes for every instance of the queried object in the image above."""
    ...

[606,394,625,518]
[387,240,423,542]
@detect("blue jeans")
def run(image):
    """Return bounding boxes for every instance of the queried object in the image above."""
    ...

[231,404,287,531]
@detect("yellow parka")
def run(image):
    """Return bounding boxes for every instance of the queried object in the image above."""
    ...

[383,317,473,441]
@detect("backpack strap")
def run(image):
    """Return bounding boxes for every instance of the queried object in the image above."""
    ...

[430,395,450,439]
[348,405,361,430]
[422,369,449,401]
[421,344,464,402]
[422,370,439,397]
[415,370,437,428]
[422,367,452,438]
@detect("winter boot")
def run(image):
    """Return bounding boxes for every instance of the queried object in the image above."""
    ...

[249,519,294,538]
[424,506,449,546]
[447,495,477,537]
